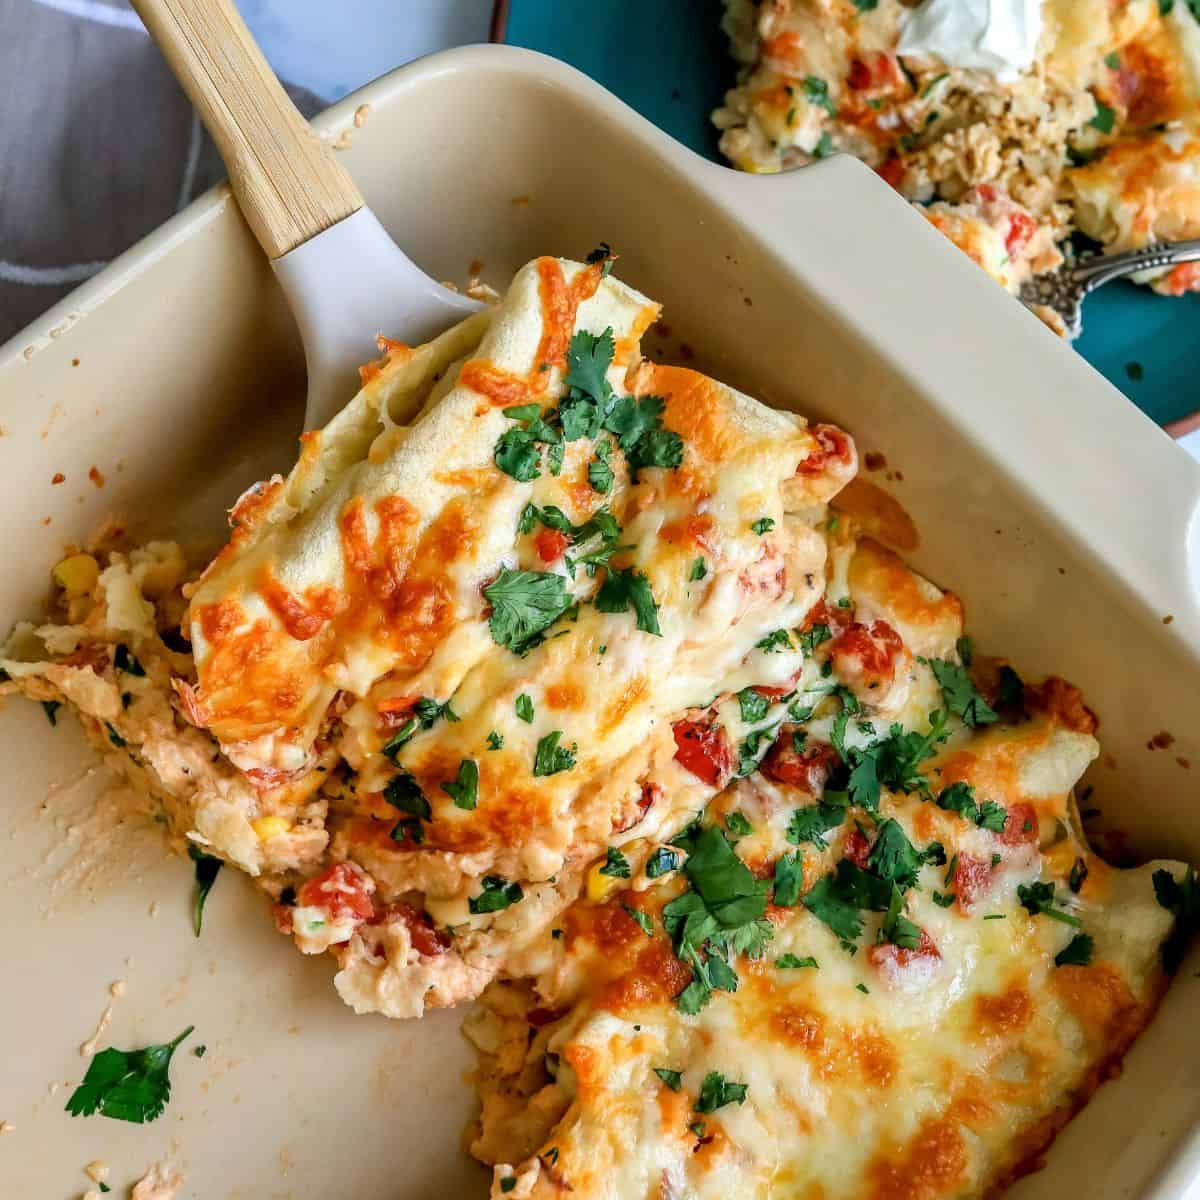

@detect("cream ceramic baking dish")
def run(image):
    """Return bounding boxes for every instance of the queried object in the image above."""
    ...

[1,45,1199,1200]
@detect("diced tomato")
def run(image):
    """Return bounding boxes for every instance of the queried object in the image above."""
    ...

[848,58,874,90]
[999,802,1039,847]
[297,861,376,923]
[867,929,941,972]
[1005,210,1038,260]
[753,670,804,700]
[847,52,902,92]
[843,828,871,869]
[762,31,806,70]
[953,854,995,912]
[876,156,906,190]
[974,183,998,203]
[686,514,716,553]
[761,731,839,793]
[534,528,570,563]
[1158,263,1200,296]
[830,620,906,693]
[370,901,449,957]
[272,903,294,936]
[672,718,735,787]
[377,693,420,730]
[796,423,855,476]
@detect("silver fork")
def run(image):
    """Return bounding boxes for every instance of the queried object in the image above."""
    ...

[1019,239,1200,338]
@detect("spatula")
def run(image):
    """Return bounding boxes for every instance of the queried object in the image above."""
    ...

[130,0,482,429]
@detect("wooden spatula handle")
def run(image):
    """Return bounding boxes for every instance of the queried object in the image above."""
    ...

[130,0,363,258]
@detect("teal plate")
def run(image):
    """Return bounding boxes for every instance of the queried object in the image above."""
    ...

[502,0,1200,430]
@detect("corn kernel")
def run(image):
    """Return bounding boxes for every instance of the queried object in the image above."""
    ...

[252,815,290,842]
[586,862,622,904]
[52,553,99,597]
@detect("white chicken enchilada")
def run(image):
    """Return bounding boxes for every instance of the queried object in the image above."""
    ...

[2,254,1194,1198]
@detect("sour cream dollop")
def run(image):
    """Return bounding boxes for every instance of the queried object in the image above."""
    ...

[897,0,1042,82]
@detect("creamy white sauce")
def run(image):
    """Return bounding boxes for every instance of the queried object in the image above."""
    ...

[897,0,1042,82]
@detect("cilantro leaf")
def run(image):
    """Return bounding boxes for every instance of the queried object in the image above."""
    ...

[595,567,661,635]
[114,645,145,676]
[469,875,524,914]
[486,730,504,750]
[786,803,846,850]
[936,781,978,821]
[696,1071,748,1113]
[600,847,632,878]
[976,801,1008,833]
[503,403,541,421]
[440,759,479,810]
[756,629,792,653]
[533,731,577,776]
[65,1026,193,1124]
[1089,99,1116,134]
[628,427,683,472]
[653,1067,682,1091]
[802,872,863,943]
[804,75,837,116]
[866,819,924,891]
[588,440,614,494]
[381,719,418,762]
[484,569,572,654]
[1017,882,1081,927]
[737,687,770,724]
[41,699,61,726]
[494,427,541,481]
[773,851,804,907]
[777,953,819,969]
[515,693,535,723]
[623,903,653,935]
[188,845,222,937]
[1069,857,1089,893]
[565,328,615,411]
[414,696,459,727]
[384,770,431,821]
[929,660,997,728]
[1055,932,1094,967]
[689,558,708,582]
[799,623,832,655]
[604,393,665,454]
[880,886,922,949]
[646,847,680,878]
[725,811,753,838]
[750,517,775,536]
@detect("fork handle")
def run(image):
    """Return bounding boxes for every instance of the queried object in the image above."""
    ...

[130,0,363,258]
[1074,238,1200,292]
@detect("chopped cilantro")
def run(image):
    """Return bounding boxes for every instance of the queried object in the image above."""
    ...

[937,781,978,819]
[114,644,145,676]
[65,1026,194,1123]
[1089,99,1116,134]
[932,891,956,908]
[725,811,753,837]
[856,982,870,994]
[515,693,535,723]
[853,0,879,10]
[1017,881,1081,927]
[813,131,836,157]
[595,567,661,635]
[921,71,949,98]
[600,846,632,878]
[500,1178,517,1194]
[756,629,791,654]
[646,847,681,878]
[802,871,864,943]
[880,886,922,949]
[866,819,924,891]
[804,75,837,116]
[414,697,459,726]
[696,1071,748,1113]
[689,558,708,582]
[773,851,804,907]
[588,440,614,494]
[843,709,950,810]
[1055,932,1094,967]
[565,328,615,418]
[188,845,222,937]
[750,517,775,536]
[976,801,1008,833]
[586,241,616,277]
[955,636,973,666]
[929,659,997,727]
[41,699,61,726]
[737,687,771,724]
[798,623,832,655]
[382,720,418,762]
[503,403,541,422]
[777,953,819,969]
[623,903,653,935]
[484,569,572,654]
[786,802,847,850]
[653,1067,683,1091]
[385,770,431,821]
[533,730,577,776]
[469,875,524,914]
[440,759,479,810]
[1105,51,1121,68]
[486,730,504,751]
[494,426,541,481]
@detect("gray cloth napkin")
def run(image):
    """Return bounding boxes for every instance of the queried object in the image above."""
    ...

[0,0,323,343]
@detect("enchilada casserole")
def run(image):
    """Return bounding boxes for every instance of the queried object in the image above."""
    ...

[2,255,1191,1197]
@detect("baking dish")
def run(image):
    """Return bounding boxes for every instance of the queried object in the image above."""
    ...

[1,45,1198,1199]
